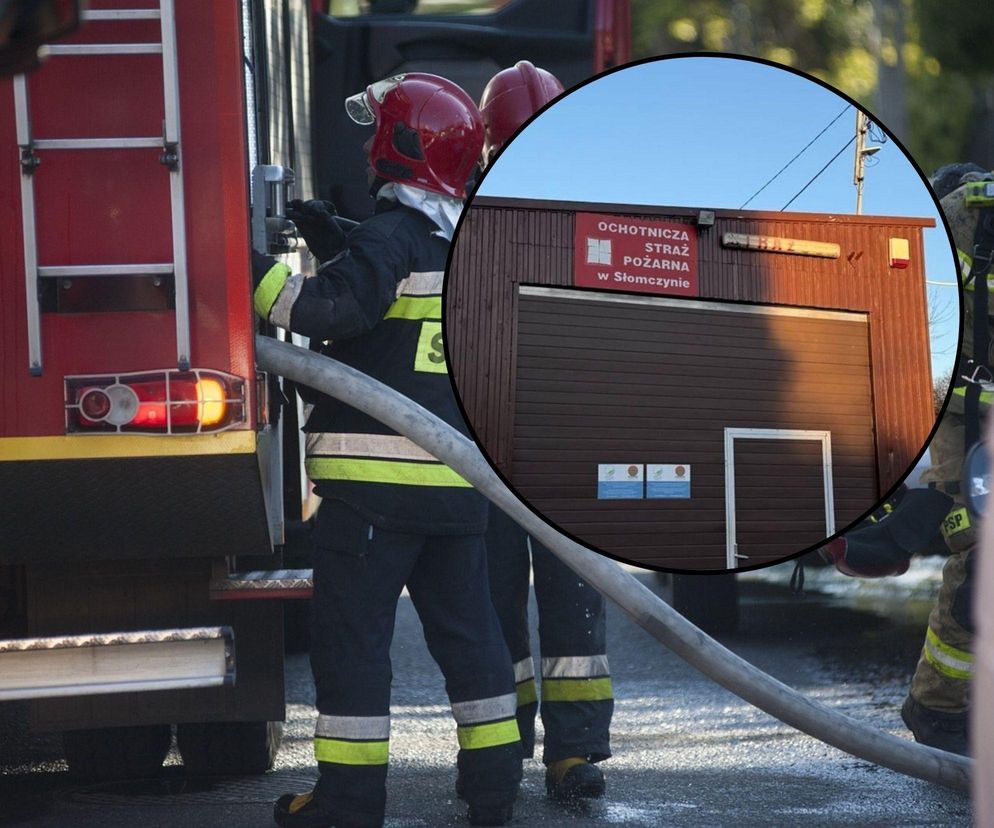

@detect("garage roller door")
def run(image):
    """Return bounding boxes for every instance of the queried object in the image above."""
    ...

[511,286,878,570]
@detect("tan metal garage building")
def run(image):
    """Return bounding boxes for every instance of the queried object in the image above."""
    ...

[446,197,938,570]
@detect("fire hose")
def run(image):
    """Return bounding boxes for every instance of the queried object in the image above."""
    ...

[256,335,972,793]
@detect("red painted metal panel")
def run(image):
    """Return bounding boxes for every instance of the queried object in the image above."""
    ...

[33,151,172,266]
[0,3,255,440]
[593,0,632,72]
[30,54,164,139]
[573,211,697,295]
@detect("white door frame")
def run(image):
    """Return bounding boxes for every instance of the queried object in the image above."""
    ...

[724,428,835,569]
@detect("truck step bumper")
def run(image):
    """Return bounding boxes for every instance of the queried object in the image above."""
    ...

[0,626,234,702]
[210,569,313,600]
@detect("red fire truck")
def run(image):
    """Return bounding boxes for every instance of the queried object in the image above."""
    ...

[0,0,629,778]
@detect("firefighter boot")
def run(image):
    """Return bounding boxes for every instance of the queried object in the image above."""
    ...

[466,802,514,827]
[456,772,516,828]
[820,489,953,578]
[460,768,516,826]
[274,791,382,828]
[901,696,969,755]
[545,757,606,801]
[457,777,515,826]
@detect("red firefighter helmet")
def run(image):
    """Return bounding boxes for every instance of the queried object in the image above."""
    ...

[479,60,564,165]
[345,73,483,199]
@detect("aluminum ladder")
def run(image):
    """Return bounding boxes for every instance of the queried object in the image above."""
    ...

[13,0,190,375]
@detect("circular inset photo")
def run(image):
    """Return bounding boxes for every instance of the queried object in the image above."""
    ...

[446,54,959,573]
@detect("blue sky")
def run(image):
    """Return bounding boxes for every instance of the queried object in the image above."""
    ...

[478,56,959,380]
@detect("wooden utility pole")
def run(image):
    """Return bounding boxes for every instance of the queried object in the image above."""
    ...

[853,111,880,214]
[854,110,868,214]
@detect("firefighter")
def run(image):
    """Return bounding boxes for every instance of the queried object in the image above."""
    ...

[821,162,992,755]
[476,61,614,802]
[253,73,522,827]
[906,162,993,755]
[478,59,565,169]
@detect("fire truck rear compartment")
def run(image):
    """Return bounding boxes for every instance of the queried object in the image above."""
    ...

[24,556,284,734]
[0,453,270,563]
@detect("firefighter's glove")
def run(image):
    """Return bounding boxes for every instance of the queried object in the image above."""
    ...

[286,199,347,263]
[252,249,279,289]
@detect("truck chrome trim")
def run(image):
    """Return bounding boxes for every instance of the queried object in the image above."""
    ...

[13,74,42,375]
[82,9,162,21]
[0,626,235,702]
[251,164,297,254]
[39,264,173,278]
[34,137,163,150]
[47,43,163,56]
[160,0,190,370]
[210,569,314,600]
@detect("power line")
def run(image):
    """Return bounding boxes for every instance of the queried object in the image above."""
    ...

[780,136,856,211]
[739,104,851,209]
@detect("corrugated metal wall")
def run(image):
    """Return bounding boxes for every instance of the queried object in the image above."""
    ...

[510,289,874,569]
[447,197,935,501]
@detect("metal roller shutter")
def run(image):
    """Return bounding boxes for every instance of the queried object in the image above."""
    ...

[511,286,877,570]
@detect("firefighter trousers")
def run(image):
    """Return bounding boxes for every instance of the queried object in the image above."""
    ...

[310,499,523,825]
[914,413,976,712]
[485,505,613,765]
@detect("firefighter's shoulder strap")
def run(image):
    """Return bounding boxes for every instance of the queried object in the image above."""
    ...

[963,206,994,450]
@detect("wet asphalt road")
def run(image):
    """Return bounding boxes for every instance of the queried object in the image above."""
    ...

[0,565,972,827]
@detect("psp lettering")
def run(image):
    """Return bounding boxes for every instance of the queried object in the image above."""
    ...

[943,510,969,536]
[415,321,446,373]
[429,330,444,364]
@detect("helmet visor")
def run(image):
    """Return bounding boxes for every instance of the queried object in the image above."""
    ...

[344,75,406,125]
[345,92,375,125]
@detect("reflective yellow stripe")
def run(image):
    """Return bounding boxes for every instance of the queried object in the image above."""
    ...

[306,432,438,462]
[951,386,994,405]
[542,654,610,678]
[541,677,614,702]
[958,248,994,291]
[385,295,441,320]
[516,679,537,707]
[305,457,472,487]
[253,262,292,318]
[926,627,973,663]
[395,270,444,296]
[512,657,535,684]
[451,693,517,725]
[315,714,390,740]
[0,432,256,461]
[314,737,389,765]
[941,507,971,538]
[456,719,520,750]
[414,321,446,373]
[923,627,972,681]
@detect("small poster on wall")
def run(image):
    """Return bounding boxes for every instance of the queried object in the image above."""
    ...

[646,464,691,498]
[597,464,644,499]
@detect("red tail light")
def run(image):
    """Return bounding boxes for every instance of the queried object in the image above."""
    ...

[65,370,245,434]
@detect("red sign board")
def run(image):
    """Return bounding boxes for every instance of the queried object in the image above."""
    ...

[574,212,698,296]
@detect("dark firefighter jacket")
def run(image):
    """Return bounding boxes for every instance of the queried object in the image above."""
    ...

[254,199,486,535]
